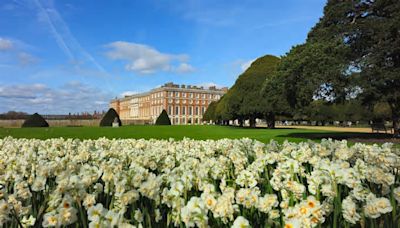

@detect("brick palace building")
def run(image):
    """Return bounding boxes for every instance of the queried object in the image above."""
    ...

[110,82,227,124]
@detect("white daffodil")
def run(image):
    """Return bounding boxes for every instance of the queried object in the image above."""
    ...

[21,215,36,227]
[42,211,60,227]
[59,207,78,226]
[0,137,399,227]
[87,203,105,222]
[342,196,361,224]
[134,209,143,223]
[232,216,251,228]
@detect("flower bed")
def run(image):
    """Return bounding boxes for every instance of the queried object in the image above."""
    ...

[0,137,399,227]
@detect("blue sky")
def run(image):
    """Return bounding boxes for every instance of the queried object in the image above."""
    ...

[0,0,326,114]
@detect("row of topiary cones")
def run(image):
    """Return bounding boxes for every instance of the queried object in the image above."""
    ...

[21,108,172,127]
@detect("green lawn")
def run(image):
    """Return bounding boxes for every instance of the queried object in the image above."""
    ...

[0,125,333,143]
[0,125,397,145]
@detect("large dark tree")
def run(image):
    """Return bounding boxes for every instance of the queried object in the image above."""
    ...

[310,0,400,136]
[220,55,282,128]
[239,55,281,127]
[276,0,400,136]
[155,110,171,125]
[203,101,218,123]
[223,88,243,125]
[306,100,372,125]
[214,95,233,125]
[100,108,122,127]
[22,113,49,128]
[275,42,350,114]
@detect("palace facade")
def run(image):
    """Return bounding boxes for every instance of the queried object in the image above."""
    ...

[110,82,227,124]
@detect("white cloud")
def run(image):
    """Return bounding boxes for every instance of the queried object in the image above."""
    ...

[18,52,38,65]
[0,82,112,114]
[0,37,39,66]
[195,82,224,89]
[0,38,13,51]
[105,41,194,74]
[94,101,108,105]
[0,83,48,99]
[120,91,138,97]
[240,59,255,72]
[175,63,195,73]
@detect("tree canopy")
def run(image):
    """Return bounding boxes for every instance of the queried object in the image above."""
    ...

[206,0,399,136]
[202,101,217,122]
[273,0,400,136]
[213,55,283,127]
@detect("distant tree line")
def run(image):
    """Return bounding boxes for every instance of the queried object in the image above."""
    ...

[204,0,400,137]
[0,111,29,120]
[0,111,106,120]
[66,111,105,120]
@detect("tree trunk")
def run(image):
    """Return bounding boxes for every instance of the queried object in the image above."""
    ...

[389,102,400,138]
[266,113,275,129]
[249,116,256,128]
[393,115,399,138]
[239,118,243,127]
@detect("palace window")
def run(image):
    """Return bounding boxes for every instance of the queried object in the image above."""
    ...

[175,106,179,115]
[182,107,186,115]
[195,107,199,115]
[168,106,172,115]
[189,107,192,115]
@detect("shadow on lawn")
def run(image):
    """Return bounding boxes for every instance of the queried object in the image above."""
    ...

[279,132,394,141]
[224,126,296,130]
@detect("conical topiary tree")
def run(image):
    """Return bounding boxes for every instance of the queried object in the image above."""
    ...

[155,109,171,125]
[22,113,49,128]
[100,108,122,127]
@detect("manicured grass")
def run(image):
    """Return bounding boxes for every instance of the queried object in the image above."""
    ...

[1,125,397,146]
[0,125,332,143]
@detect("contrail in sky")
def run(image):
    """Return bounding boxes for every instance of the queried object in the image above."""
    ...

[33,0,107,74]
